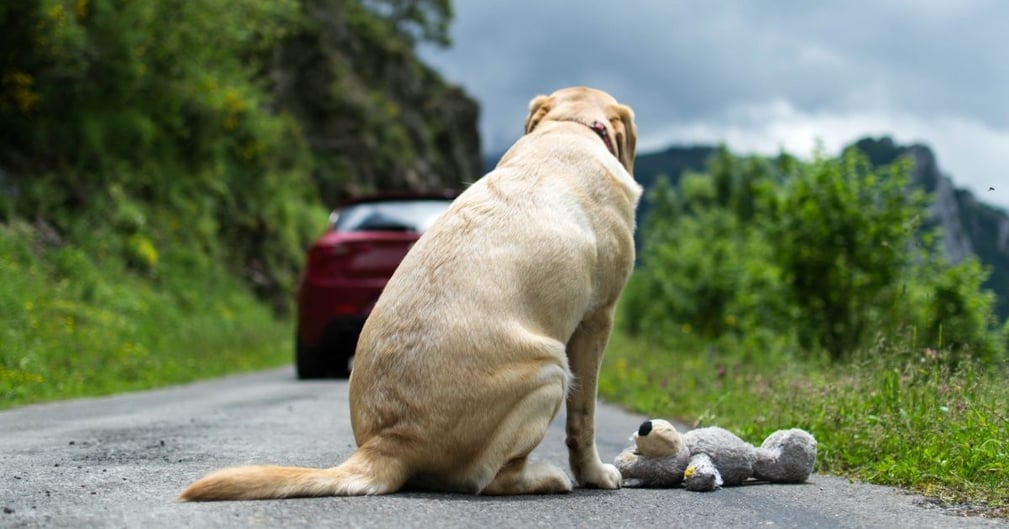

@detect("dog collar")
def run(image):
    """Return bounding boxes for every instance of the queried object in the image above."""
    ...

[589,121,615,156]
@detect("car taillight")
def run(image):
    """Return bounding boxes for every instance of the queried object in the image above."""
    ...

[308,244,350,275]
[332,303,359,316]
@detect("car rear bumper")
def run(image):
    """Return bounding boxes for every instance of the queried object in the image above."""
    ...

[296,277,385,348]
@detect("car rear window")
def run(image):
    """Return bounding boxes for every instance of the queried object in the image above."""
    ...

[331,199,453,233]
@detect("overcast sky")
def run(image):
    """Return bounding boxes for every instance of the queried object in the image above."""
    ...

[419,0,1008,209]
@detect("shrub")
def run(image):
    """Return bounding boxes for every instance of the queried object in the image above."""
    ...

[624,145,1005,365]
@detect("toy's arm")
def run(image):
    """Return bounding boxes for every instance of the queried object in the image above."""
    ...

[614,447,687,488]
[683,453,723,491]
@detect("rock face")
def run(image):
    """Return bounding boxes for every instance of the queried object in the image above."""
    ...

[272,0,483,205]
[854,138,1009,317]
[903,144,975,262]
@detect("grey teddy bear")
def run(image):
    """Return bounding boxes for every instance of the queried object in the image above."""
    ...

[614,419,817,491]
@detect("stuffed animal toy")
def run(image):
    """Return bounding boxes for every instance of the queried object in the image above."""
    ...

[614,419,817,491]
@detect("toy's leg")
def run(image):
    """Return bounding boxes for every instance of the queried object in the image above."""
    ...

[753,429,817,483]
[684,453,722,491]
[565,309,622,489]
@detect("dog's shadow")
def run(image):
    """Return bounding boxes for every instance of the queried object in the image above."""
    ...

[394,487,618,503]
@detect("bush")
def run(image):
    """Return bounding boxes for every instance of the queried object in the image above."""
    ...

[624,145,1006,365]
[768,149,927,358]
[0,219,292,408]
[1,0,321,312]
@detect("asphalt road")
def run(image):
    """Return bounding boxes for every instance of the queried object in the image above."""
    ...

[0,367,1002,529]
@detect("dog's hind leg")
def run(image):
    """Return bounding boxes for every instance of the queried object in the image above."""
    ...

[478,371,572,495]
[482,458,571,495]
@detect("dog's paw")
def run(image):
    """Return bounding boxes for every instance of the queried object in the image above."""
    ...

[482,462,573,495]
[578,463,622,490]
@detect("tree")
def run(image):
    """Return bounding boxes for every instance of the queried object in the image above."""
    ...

[361,0,453,47]
[623,152,790,351]
[768,149,928,359]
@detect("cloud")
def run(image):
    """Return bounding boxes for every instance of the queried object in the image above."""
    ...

[419,0,1009,209]
[642,99,1009,208]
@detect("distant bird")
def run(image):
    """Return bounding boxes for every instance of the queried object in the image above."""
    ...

[990,187,996,191]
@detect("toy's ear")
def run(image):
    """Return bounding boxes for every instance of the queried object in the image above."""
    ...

[634,419,682,457]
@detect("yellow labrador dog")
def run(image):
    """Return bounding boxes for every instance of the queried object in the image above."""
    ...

[181,86,641,500]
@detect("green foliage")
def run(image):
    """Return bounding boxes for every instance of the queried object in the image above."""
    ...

[0,0,329,310]
[910,258,1003,364]
[624,201,791,352]
[599,330,1009,512]
[852,136,1009,321]
[770,149,928,358]
[625,144,1006,364]
[0,220,291,409]
[359,0,454,47]
[283,0,477,206]
[0,0,478,408]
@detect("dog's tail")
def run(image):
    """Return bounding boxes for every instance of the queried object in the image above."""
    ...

[179,449,409,501]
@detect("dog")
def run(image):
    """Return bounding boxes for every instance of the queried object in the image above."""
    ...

[180,86,641,500]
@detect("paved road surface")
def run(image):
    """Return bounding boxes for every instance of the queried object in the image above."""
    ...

[0,367,1002,528]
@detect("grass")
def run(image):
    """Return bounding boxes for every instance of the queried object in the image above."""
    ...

[0,219,293,409]
[599,328,1009,516]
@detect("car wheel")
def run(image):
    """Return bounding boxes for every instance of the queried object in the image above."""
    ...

[296,336,353,379]
[296,337,328,379]
[334,351,353,379]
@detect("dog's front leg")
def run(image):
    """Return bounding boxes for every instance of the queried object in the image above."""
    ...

[565,309,622,489]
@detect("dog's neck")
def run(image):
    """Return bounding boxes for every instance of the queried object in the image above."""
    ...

[535,119,618,159]
[587,121,615,157]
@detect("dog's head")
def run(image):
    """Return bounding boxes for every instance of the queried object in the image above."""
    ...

[524,86,637,174]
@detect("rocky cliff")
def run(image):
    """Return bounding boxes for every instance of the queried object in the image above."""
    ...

[0,0,483,311]
[273,0,482,206]
[851,138,1009,317]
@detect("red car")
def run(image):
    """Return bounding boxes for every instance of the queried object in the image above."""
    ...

[295,192,457,378]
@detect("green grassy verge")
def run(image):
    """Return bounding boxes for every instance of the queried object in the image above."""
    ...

[0,220,293,409]
[600,329,1009,515]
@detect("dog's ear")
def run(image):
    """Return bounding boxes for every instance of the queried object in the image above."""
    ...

[524,95,553,134]
[612,103,637,174]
